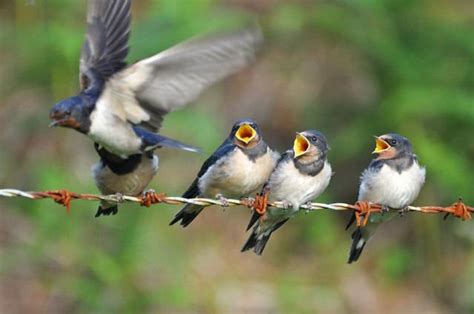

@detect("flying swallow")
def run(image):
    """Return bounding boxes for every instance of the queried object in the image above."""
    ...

[91,144,158,217]
[242,130,332,255]
[169,119,279,227]
[347,133,426,263]
[49,0,263,157]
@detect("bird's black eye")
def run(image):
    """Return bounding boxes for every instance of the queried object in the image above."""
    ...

[390,139,397,146]
[311,136,318,142]
[65,109,71,115]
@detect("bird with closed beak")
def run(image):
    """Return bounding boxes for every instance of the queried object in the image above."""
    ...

[346,133,426,263]
[91,144,158,217]
[49,0,263,157]
[242,130,332,255]
[170,119,279,227]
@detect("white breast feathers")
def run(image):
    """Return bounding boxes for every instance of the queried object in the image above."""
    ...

[358,162,425,209]
[198,148,278,198]
[267,160,332,209]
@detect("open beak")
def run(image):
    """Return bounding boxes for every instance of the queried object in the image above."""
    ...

[372,136,391,154]
[293,133,311,158]
[235,124,257,144]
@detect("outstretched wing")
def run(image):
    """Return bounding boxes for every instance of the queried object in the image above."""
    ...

[80,0,131,91]
[99,25,263,132]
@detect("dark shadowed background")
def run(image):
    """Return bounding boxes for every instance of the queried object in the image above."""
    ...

[0,0,473,313]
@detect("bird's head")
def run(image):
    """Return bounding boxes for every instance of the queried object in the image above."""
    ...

[49,96,91,133]
[372,133,413,159]
[293,130,329,161]
[231,118,261,149]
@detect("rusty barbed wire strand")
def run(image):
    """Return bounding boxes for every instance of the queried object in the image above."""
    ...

[0,189,471,225]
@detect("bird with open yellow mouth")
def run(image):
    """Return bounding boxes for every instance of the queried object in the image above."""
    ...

[234,122,259,147]
[372,135,397,159]
[170,118,279,228]
[346,133,426,263]
[242,130,332,255]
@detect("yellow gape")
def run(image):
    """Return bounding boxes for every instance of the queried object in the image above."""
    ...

[373,136,391,154]
[293,133,310,157]
[235,124,257,144]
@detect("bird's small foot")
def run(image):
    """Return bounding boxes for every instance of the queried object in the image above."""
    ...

[95,205,118,217]
[398,206,410,217]
[281,200,292,210]
[303,201,313,213]
[115,192,124,203]
[381,205,391,216]
[216,194,230,208]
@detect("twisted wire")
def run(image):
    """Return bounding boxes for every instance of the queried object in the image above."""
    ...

[0,189,471,223]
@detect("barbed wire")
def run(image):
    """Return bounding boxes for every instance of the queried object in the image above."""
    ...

[0,188,472,226]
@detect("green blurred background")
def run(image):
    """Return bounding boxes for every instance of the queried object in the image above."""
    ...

[0,0,473,313]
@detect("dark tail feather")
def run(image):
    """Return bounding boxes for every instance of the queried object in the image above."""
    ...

[345,213,356,230]
[95,204,118,217]
[241,218,289,255]
[169,204,204,227]
[253,234,271,255]
[348,227,367,263]
[246,210,260,231]
[133,126,201,153]
[241,231,271,255]
[241,230,258,252]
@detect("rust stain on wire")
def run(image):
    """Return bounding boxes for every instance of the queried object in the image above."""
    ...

[0,188,471,224]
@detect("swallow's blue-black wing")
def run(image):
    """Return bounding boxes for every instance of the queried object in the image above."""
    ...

[169,139,235,227]
[182,139,235,198]
[80,0,131,90]
[100,26,262,132]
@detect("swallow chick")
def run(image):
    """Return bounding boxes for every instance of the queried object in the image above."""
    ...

[49,0,263,157]
[169,119,279,227]
[242,130,332,255]
[92,144,159,217]
[347,133,426,263]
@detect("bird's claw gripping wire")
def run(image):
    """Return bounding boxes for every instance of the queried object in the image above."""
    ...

[215,194,230,208]
[398,206,410,217]
[140,189,166,207]
[281,200,293,210]
[114,192,125,203]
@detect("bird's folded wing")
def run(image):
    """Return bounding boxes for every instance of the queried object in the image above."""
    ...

[103,26,263,132]
[80,0,131,90]
[182,140,235,198]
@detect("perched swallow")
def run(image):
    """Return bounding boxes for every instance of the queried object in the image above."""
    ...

[242,130,332,255]
[347,133,426,263]
[49,0,262,157]
[91,144,158,217]
[169,119,279,227]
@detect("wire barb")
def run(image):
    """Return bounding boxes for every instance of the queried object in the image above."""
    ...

[0,189,472,220]
[254,186,270,215]
[140,190,167,207]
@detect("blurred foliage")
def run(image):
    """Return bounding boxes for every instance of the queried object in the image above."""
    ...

[0,0,473,313]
